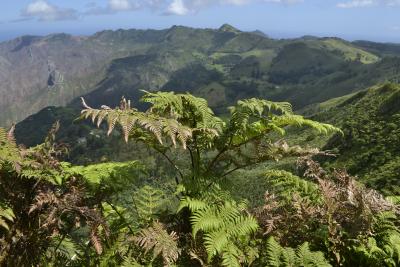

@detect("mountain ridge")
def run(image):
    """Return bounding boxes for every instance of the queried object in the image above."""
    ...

[3,24,400,128]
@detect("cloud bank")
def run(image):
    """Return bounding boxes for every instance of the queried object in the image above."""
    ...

[16,0,400,23]
[84,0,303,16]
[337,0,400,8]
[21,0,78,21]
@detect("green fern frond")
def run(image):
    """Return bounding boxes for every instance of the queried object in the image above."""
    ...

[386,196,400,205]
[0,127,23,171]
[178,197,208,212]
[0,205,14,231]
[265,170,321,203]
[133,185,167,223]
[265,237,331,267]
[221,243,242,267]
[121,256,143,267]
[265,237,284,267]
[141,90,183,117]
[141,91,224,132]
[181,196,258,266]
[191,208,223,237]
[272,115,341,135]
[81,97,203,148]
[296,242,331,267]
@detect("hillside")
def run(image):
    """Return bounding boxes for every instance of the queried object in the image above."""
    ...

[3,27,400,267]
[9,25,400,193]
[307,83,400,195]
[4,24,400,127]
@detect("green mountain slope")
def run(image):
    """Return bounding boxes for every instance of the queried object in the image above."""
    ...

[5,24,400,127]
[307,83,400,195]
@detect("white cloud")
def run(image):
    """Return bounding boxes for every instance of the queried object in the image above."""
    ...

[85,0,302,16]
[386,0,400,5]
[166,0,189,15]
[86,0,140,15]
[164,0,302,15]
[337,0,374,8]
[337,0,400,8]
[263,0,303,3]
[109,0,135,11]
[22,0,78,21]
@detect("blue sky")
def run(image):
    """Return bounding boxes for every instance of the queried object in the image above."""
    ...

[1,0,400,43]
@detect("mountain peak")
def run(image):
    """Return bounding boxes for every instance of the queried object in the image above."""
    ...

[250,30,269,38]
[218,24,240,33]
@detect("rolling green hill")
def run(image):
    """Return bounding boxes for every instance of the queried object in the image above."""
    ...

[5,24,400,128]
[305,83,400,195]
[9,26,400,195]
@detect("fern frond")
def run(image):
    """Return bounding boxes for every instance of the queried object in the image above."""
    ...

[0,127,23,171]
[272,115,341,135]
[133,185,167,223]
[203,229,230,259]
[178,197,208,212]
[0,205,15,231]
[265,237,284,267]
[181,196,258,266]
[221,243,242,267]
[134,221,180,266]
[265,237,331,267]
[265,170,321,203]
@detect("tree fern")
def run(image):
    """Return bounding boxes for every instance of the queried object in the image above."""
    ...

[81,94,222,148]
[81,92,340,196]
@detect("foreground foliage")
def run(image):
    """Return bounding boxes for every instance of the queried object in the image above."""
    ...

[1,91,399,266]
[0,124,106,266]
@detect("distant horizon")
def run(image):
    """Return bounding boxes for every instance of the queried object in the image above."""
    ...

[1,23,400,45]
[2,1,400,44]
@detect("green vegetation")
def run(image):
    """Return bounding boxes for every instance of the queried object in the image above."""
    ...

[2,91,399,266]
[4,24,400,267]
[308,83,400,195]
[6,24,400,128]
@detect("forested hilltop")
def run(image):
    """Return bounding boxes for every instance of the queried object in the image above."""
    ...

[1,24,400,266]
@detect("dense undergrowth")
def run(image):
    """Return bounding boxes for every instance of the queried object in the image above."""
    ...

[1,91,399,266]
[311,83,400,195]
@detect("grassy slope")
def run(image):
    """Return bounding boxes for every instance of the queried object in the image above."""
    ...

[306,83,400,195]
[12,27,400,188]
[7,24,400,127]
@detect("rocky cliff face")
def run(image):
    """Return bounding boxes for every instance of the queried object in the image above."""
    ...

[0,34,109,125]
[0,28,180,126]
[0,26,241,126]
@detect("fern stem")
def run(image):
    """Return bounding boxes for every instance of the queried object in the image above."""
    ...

[106,201,135,235]
[152,147,183,184]
[54,232,67,258]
